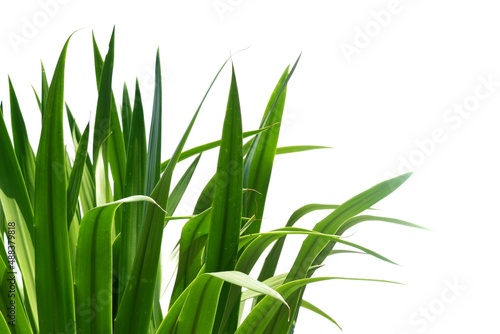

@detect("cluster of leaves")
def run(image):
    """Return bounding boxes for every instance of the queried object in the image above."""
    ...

[0,29,423,334]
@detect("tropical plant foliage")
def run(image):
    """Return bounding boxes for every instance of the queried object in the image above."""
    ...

[0,29,423,333]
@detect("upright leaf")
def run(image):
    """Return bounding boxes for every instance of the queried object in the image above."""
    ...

[144,49,163,196]
[91,31,104,89]
[205,64,243,273]
[34,36,75,333]
[119,81,147,301]
[75,196,161,334]
[205,65,243,334]
[66,123,90,225]
[242,55,300,235]
[115,52,232,334]
[0,108,37,331]
[170,208,212,305]
[121,83,132,150]
[8,78,36,204]
[92,28,114,172]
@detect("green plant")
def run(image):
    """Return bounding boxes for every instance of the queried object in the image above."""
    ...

[0,29,423,334]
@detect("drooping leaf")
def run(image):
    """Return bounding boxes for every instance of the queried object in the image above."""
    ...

[300,299,342,330]
[258,204,340,283]
[269,173,413,333]
[75,196,163,334]
[237,276,399,334]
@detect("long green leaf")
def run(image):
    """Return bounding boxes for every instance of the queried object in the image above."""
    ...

[160,127,273,172]
[115,51,233,334]
[166,154,202,215]
[237,276,399,334]
[92,31,104,89]
[191,144,324,216]
[67,123,90,225]
[258,204,340,283]
[205,65,243,273]
[269,173,413,333]
[275,145,330,155]
[300,299,342,330]
[0,108,37,331]
[144,49,163,196]
[108,96,127,201]
[75,196,163,334]
[92,28,114,191]
[143,50,164,333]
[177,274,224,334]
[119,81,147,301]
[204,65,244,334]
[67,105,96,214]
[34,35,75,333]
[242,55,301,235]
[8,78,36,205]
[175,271,288,334]
[170,208,212,305]
[0,234,33,333]
[121,83,132,149]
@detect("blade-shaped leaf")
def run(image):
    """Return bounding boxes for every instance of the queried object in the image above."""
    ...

[258,204,340,283]
[166,154,201,215]
[119,81,147,298]
[75,196,163,334]
[9,78,36,204]
[237,276,399,334]
[160,126,273,172]
[34,35,75,333]
[0,232,34,333]
[242,55,301,235]
[115,52,233,334]
[144,49,163,196]
[170,208,212,306]
[67,123,90,225]
[300,299,342,330]
[92,28,114,170]
[121,83,132,149]
[270,173,413,333]
[205,65,243,273]
[0,108,37,331]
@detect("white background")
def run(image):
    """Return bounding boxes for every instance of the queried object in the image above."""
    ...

[1,0,499,333]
